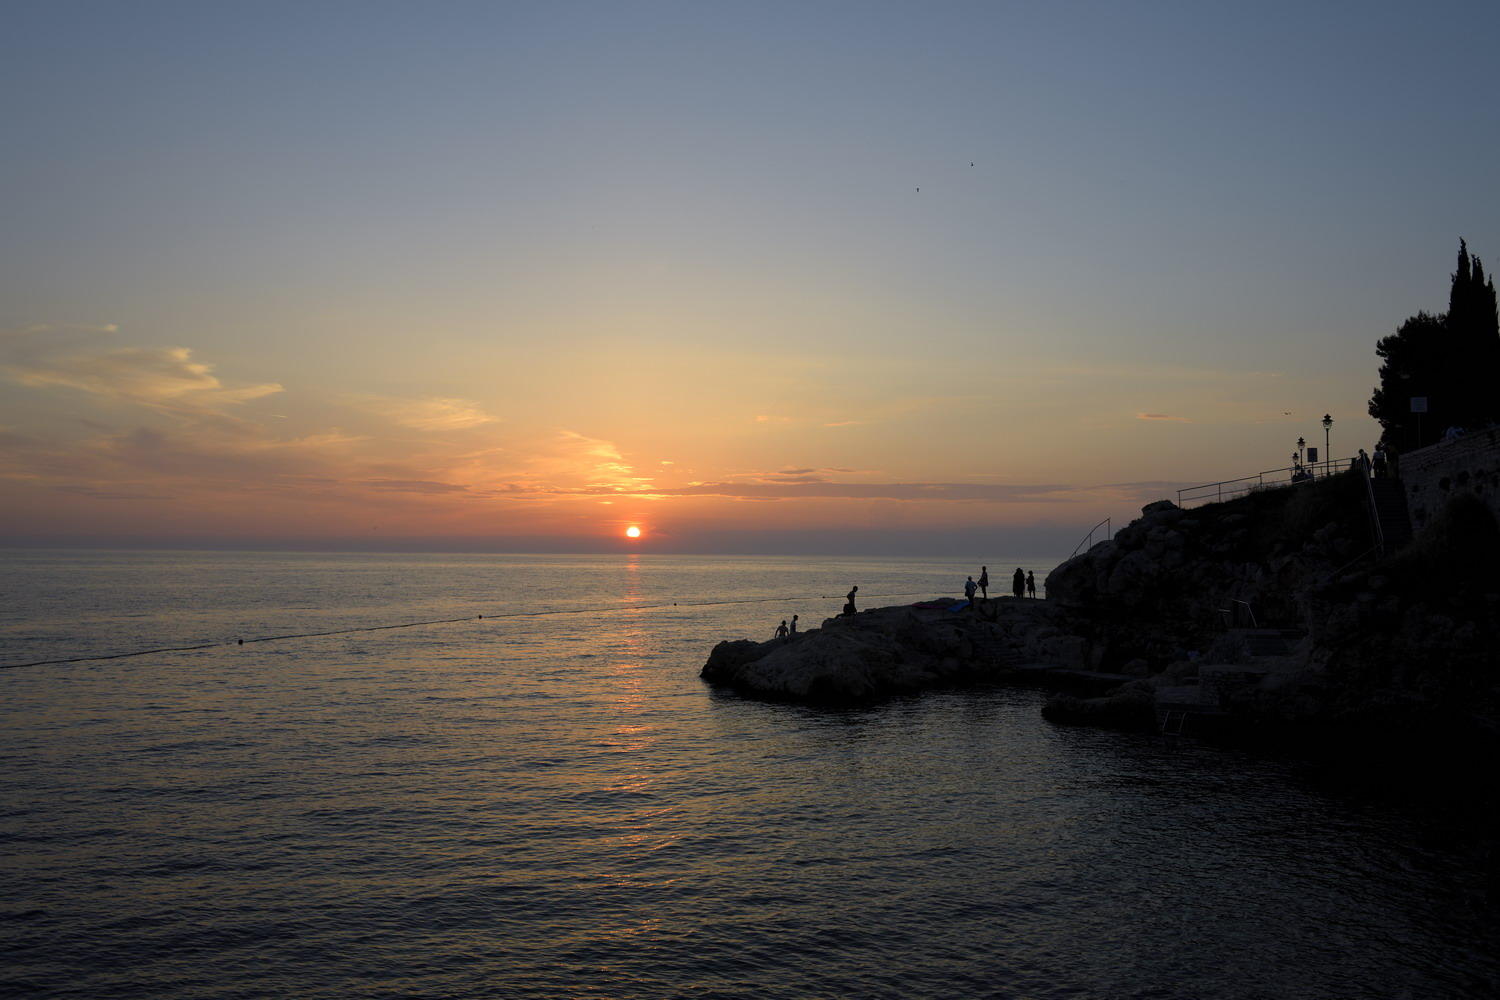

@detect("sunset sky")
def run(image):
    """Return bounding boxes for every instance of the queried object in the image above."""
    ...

[4,2,1498,554]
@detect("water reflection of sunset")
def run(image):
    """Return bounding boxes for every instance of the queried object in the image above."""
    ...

[614,555,648,688]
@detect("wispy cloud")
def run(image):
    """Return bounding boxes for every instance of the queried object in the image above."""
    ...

[556,430,640,486]
[349,395,496,431]
[756,414,867,428]
[0,325,281,416]
[762,473,827,484]
[744,466,874,485]
[52,484,172,501]
[552,480,1077,502]
[999,360,1290,383]
[1136,412,1192,422]
[362,479,471,494]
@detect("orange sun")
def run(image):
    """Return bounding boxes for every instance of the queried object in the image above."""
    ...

[625,525,642,539]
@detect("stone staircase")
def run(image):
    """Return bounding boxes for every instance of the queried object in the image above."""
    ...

[1155,627,1307,736]
[1369,476,1414,550]
[1234,628,1305,658]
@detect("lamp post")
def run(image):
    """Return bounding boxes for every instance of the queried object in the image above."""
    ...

[1296,436,1306,466]
[1322,414,1333,478]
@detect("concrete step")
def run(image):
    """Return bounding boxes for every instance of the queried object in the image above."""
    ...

[1368,476,1414,549]
[1228,627,1305,657]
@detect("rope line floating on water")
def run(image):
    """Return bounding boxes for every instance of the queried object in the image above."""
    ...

[0,590,937,671]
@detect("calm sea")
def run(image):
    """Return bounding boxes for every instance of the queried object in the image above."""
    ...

[1,550,1496,998]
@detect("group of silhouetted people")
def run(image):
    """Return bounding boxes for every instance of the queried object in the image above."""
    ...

[775,585,856,637]
[965,565,1035,607]
[776,569,1045,639]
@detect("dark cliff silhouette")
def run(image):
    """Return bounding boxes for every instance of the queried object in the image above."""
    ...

[1369,240,1500,449]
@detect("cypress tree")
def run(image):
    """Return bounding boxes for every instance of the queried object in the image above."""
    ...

[1450,239,1472,317]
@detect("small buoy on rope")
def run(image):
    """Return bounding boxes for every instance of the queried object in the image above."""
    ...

[237,638,243,645]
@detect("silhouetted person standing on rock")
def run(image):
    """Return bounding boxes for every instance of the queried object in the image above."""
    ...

[844,586,858,616]
[964,575,977,608]
[789,614,798,637]
[775,620,788,639]
[1026,570,1036,599]
[1012,567,1025,598]
[978,566,989,600]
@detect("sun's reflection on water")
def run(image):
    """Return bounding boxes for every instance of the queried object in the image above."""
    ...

[602,554,649,708]
[576,555,675,872]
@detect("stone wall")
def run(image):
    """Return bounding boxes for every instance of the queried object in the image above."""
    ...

[1399,427,1500,531]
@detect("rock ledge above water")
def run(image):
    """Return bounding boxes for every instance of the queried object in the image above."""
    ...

[700,598,1094,703]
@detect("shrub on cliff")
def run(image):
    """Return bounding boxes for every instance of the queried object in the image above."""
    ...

[1273,467,1365,545]
[1313,492,1500,714]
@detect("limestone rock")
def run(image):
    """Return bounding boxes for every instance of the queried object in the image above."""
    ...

[701,601,1066,703]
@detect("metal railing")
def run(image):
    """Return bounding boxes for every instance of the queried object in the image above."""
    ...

[1068,517,1112,559]
[1176,457,1355,509]
[1356,452,1385,554]
[1215,600,1259,630]
[1325,544,1378,583]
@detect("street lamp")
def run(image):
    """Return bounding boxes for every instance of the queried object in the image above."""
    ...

[1322,414,1333,477]
[1296,436,1306,465]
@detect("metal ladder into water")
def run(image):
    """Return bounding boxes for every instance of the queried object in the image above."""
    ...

[1159,709,1187,737]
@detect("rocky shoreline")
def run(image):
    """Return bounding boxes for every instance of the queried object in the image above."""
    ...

[701,471,1500,769]
[701,596,1128,704]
